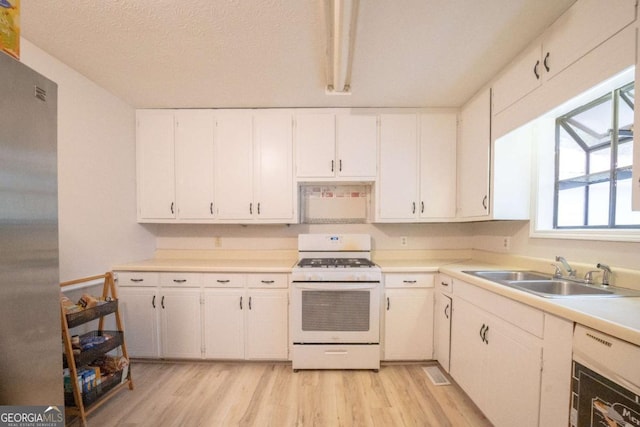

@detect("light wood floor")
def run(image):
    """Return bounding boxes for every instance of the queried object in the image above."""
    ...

[80,361,492,427]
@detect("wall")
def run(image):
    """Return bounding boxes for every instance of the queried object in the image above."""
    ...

[19,39,156,281]
[472,220,640,271]
[154,222,476,252]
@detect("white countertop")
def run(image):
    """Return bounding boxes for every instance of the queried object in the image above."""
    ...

[113,254,640,346]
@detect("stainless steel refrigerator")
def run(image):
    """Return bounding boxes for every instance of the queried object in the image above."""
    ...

[0,52,63,405]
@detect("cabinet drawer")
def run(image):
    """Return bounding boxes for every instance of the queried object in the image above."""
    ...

[115,271,159,287]
[385,273,434,288]
[159,272,201,287]
[202,273,246,288]
[437,274,453,293]
[247,273,288,289]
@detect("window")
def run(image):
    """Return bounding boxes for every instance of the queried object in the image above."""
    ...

[554,81,640,229]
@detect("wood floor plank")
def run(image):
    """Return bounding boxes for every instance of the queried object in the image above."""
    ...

[81,361,492,427]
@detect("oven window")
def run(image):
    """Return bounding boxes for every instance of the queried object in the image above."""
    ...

[301,290,370,331]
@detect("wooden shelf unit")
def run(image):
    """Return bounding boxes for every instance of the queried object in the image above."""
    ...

[60,272,133,426]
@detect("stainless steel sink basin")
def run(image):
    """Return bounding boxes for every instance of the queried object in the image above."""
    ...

[469,270,551,282]
[463,270,640,298]
[508,280,615,297]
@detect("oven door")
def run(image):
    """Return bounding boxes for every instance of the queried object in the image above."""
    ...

[291,282,380,344]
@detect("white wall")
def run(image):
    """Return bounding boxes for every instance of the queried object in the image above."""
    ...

[19,39,156,281]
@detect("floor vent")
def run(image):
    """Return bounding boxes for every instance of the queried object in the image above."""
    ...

[423,365,450,386]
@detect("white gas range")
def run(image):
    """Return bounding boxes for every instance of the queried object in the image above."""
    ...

[290,234,381,372]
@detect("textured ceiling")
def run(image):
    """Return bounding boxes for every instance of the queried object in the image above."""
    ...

[21,0,575,109]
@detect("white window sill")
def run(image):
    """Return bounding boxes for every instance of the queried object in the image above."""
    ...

[530,227,640,243]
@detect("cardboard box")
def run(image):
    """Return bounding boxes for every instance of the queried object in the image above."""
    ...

[0,0,19,59]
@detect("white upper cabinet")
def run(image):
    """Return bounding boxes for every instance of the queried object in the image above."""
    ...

[335,114,377,179]
[492,0,636,126]
[457,89,491,219]
[295,113,335,178]
[295,111,377,180]
[174,110,215,220]
[377,113,457,222]
[136,109,176,221]
[215,110,295,223]
[419,113,457,219]
[377,114,419,220]
[253,111,295,221]
[215,111,254,220]
[542,0,636,82]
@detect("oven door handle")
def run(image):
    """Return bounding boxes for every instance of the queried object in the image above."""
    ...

[294,283,378,290]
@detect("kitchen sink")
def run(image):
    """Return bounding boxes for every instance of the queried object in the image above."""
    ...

[463,270,640,298]
[469,270,551,282]
[508,280,614,297]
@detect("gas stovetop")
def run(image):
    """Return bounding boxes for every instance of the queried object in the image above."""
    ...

[297,257,377,269]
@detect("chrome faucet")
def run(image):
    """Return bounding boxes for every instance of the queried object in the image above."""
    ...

[597,263,612,286]
[555,256,577,278]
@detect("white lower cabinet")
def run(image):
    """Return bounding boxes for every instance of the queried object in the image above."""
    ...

[449,279,573,427]
[383,273,434,361]
[203,287,288,360]
[118,286,160,358]
[160,288,203,359]
[117,271,289,361]
[434,274,452,372]
[203,288,245,359]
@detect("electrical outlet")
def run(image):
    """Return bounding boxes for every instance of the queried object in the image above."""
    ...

[214,237,221,248]
[502,237,511,251]
[400,236,408,246]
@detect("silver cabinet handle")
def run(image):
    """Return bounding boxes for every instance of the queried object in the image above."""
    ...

[412,202,416,214]
[217,279,230,284]
[131,278,143,283]
[171,202,174,214]
[249,203,253,214]
[441,281,449,287]
[173,279,186,283]
[248,296,252,310]
[152,295,156,308]
[331,160,334,172]
[386,297,390,311]
[161,296,165,309]
[240,296,243,310]
[257,202,260,215]
[533,60,540,79]
[210,202,214,215]
[421,201,424,213]
[339,159,342,172]
[444,303,450,319]
[261,280,275,284]
[482,195,487,210]
[403,280,417,284]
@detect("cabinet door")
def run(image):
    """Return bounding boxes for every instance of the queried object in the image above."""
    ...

[118,287,160,358]
[245,290,288,360]
[457,89,491,218]
[543,0,636,81]
[160,288,202,359]
[215,112,254,220]
[483,320,542,427]
[450,296,486,405]
[378,114,419,220]
[203,289,245,359]
[492,44,543,115]
[295,113,336,178]
[383,288,433,360]
[136,110,175,220]
[174,110,215,219]
[253,112,294,221]
[336,114,377,178]
[434,292,452,372]
[420,113,457,219]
